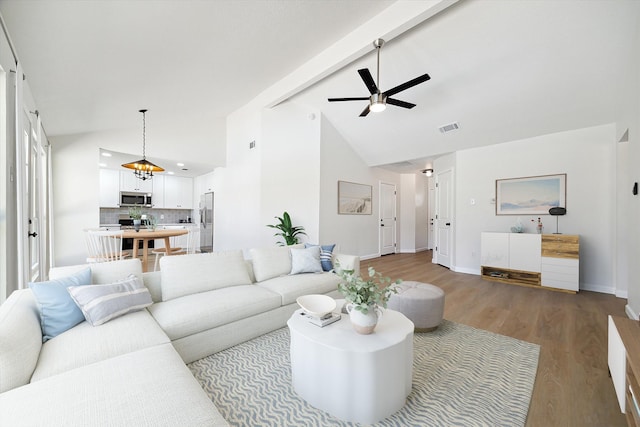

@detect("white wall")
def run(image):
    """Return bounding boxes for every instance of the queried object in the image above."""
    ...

[262,102,321,246]
[451,124,617,293]
[399,174,416,252]
[622,10,640,316]
[398,173,429,253]
[318,116,401,259]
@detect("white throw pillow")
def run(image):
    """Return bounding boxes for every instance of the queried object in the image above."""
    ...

[250,244,303,282]
[290,246,323,274]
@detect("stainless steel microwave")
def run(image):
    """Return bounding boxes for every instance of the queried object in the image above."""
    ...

[120,191,152,207]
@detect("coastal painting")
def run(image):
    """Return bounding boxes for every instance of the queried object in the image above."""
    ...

[496,174,566,215]
[338,181,372,215]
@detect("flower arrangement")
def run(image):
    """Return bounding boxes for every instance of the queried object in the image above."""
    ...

[531,217,543,234]
[336,266,401,314]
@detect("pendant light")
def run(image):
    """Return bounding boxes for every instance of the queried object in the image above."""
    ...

[121,109,164,180]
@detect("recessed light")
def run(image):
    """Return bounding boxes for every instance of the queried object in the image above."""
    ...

[167,171,175,175]
[176,162,185,167]
[99,162,107,167]
[101,152,112,157]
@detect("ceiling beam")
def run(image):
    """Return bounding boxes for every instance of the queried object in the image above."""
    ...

[242,0,460,111]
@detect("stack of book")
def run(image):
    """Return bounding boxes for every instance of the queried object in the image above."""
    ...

[304,312,341,327]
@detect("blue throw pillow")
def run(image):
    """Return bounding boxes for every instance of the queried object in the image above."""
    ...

[29,267,92,342]
[304,243,336,271]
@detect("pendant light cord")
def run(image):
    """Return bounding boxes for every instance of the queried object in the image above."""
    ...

[140,109,147,160]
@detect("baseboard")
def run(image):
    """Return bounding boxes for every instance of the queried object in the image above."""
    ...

[580,283,617,295]
[399,249,417,254]
[360,253,380,261]
[615,289,629,299]
[452,266,480,275]
[625,304,639,320]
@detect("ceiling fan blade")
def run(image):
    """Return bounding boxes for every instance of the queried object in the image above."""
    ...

[359,105,371,117]
[358,69,379,95]
[328,97,370,102]
[383,73,431,97]
[386,98,416,109]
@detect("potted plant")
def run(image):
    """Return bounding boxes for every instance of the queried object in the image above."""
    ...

[337,266,401,334]
[267,211,306,246]
[128,205,144,232]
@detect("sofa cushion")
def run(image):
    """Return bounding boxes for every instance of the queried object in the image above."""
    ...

[305,243,336,271]
[290,246,323,274]
[0,289,43,393]
[49,258,143,284]
[29,267,92,342]
[68,275,153,326]
[0,344,228,427]
[31,310,170,382]
[148,285,281,340]
[160,251,252,301]
[257,272,341,305]
[250,244,303,282]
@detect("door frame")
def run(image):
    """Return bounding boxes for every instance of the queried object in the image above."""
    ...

[433,167,455,268]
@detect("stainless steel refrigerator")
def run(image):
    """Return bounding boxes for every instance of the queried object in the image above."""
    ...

[199,192,214,252]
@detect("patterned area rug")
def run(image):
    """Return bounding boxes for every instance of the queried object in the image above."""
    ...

[188,320,539,427]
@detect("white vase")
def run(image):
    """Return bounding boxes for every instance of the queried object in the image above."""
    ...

[346,303,382,335]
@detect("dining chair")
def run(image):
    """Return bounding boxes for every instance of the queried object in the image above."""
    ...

[84,229,130,263]
[152,227,200,271]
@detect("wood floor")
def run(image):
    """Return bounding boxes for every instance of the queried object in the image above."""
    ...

[363,251,627,427]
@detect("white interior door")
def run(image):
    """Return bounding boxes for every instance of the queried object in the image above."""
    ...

[379,182,397,256]
[435,169,453,268]
[19,109,46,284]
[428,181,435,250]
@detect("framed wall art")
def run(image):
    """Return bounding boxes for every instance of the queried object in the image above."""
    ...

[338,180,372,215]
[496,173,566,215]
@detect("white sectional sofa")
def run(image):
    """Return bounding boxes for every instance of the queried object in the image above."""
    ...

[0,245,359,426]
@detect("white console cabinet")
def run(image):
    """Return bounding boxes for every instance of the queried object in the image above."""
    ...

[481,232,579,292]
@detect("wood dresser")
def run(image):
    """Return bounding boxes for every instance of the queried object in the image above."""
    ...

[608,315,640,426]
[480,232,579,292]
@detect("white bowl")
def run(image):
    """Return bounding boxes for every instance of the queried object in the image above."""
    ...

[296,294,337,318]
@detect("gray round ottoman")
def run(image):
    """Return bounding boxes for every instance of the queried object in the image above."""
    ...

[387,281,445,332]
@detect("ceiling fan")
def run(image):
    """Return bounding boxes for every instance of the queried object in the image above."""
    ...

[328,38,431,117]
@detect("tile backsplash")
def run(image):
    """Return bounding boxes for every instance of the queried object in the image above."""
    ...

[100,208,194,225]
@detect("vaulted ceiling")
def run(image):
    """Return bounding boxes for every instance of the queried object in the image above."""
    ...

[1,0,638,174]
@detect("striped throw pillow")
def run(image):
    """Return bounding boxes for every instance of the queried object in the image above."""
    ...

[305,243,336,271]
[67,275,152,326]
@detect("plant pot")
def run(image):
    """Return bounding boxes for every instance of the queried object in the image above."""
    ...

[345,303,382,335]
[133,219,141,232]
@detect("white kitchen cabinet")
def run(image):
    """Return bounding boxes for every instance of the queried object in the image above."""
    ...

[163,175,193,209]
[120,171,153,193]
[152,175,165,208]
[480,232,541,272]
[99,169,121,207]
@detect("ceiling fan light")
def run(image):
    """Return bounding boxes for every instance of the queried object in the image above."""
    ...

[370,101,386,113]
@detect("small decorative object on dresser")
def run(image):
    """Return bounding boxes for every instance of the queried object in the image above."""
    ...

[336,266,400,334]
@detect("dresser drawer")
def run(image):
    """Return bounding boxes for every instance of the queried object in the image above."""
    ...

[541,234,579,259]
[541,256,578,291]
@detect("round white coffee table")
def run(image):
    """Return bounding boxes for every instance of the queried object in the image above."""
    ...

[287,301,414,424]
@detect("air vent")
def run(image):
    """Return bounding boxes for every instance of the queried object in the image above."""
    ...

[438,122,460,134]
